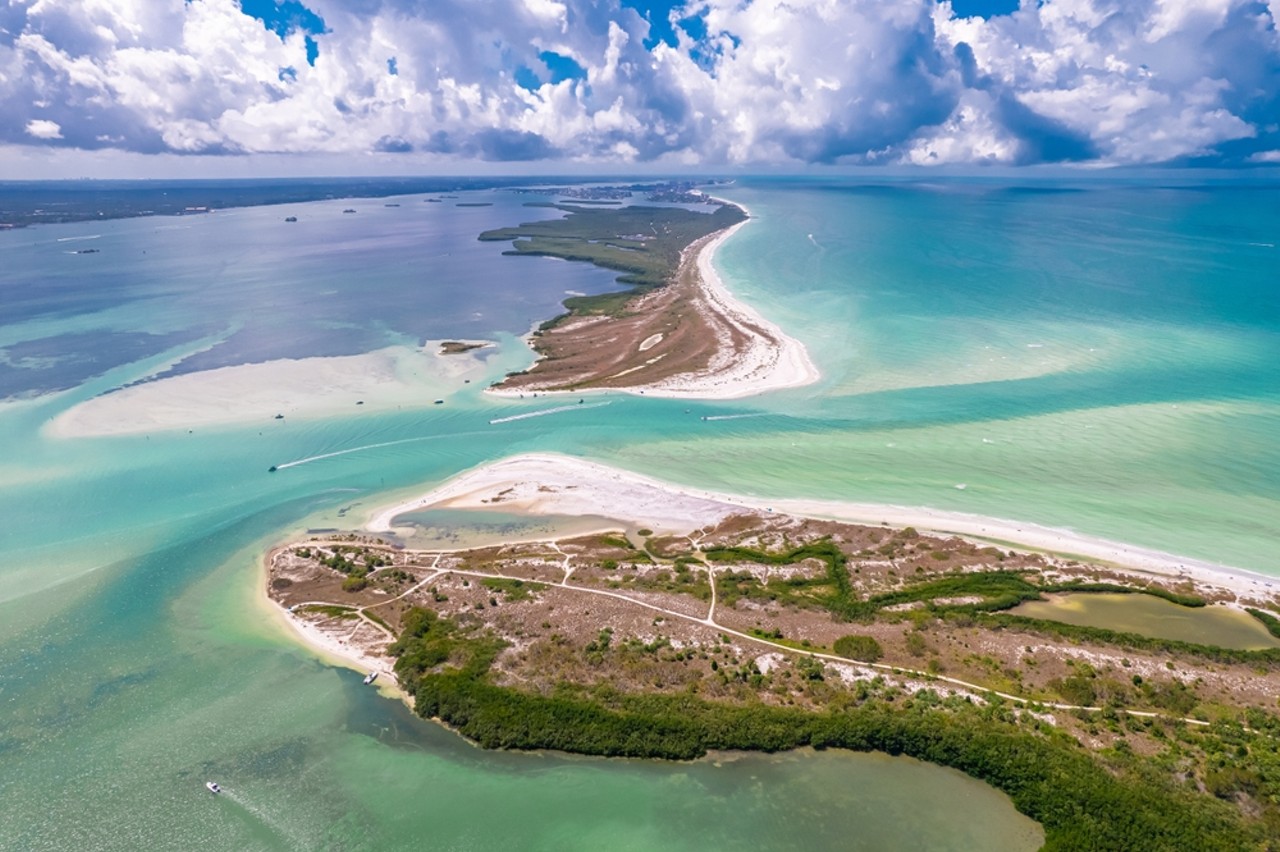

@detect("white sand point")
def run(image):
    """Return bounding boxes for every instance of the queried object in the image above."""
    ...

[366,452,1275,600]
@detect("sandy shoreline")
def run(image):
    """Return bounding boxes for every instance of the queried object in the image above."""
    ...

[624,217,819,399]
[367,452,1277,601]
[488,209,819,401]
[259,547,407,702]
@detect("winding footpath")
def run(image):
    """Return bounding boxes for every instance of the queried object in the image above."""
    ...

[286,542,1214,728]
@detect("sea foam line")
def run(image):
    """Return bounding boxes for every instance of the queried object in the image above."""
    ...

[489,401,611,425]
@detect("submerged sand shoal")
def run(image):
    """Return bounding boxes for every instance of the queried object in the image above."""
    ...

[367,452,1277,601]
[46,342,492,438]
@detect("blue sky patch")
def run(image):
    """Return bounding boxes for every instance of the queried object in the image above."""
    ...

[239,0,326,65]
[947,0,1020,20]
[516,51,588,91]
[540,51,587,84]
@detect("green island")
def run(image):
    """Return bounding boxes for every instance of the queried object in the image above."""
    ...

[478,200,746,324]
[272,496,1280,851]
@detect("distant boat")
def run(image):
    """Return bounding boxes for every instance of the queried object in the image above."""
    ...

[384,203,400,207]
[268,465,278,473]
[205,781,222,794]
[284,216,297,222]
[434,399,444,405]
[343,208,357,214]
[274,413,284,420]
[363,671,378,685]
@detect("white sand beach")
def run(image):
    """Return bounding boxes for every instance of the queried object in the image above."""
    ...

[630,218,820,399]
[367,452,1276,601]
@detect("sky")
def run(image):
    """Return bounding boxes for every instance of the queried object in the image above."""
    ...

[2,0,1279,177]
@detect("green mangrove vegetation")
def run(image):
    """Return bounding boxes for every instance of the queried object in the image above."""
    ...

[478,202,746,323]
[390,607,1273,851]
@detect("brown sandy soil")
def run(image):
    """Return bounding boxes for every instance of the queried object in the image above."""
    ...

[493,232,770,393]
[269,514,1280,740]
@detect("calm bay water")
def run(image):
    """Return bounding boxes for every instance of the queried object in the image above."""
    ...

[2,178,1277,849]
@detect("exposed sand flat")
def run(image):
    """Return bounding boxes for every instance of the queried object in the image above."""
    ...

[46,343,490,438]
[366,453,739,536]
[367,452,1276,600]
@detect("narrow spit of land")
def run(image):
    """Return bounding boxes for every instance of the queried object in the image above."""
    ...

[480,201,816,397]
[269,466,1280,850]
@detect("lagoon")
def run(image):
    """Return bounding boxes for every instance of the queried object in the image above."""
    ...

[1010,593,1280,650]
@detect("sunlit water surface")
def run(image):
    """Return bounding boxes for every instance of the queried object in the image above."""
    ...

[3,178,1277,849]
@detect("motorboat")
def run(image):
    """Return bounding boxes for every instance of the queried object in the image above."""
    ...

[206,781,222,794]
[363,671,378,685]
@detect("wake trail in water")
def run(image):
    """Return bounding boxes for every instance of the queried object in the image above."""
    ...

[220,790,308,850]
[702,412,770,422]
[274,435,442,470]
[489,401,611,424]
[56,234,102,242]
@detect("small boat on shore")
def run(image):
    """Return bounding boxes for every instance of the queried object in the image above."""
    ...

[206,781,222,794]
[363,671,378,685]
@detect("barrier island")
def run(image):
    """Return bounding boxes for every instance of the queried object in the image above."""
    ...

[479,201,817,397]
[269,455,1280,850]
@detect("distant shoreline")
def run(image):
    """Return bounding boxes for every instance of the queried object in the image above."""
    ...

[0,177,526,229]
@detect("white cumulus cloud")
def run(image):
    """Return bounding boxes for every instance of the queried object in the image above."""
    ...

[25,118,63,139]
[0,0,1276,168]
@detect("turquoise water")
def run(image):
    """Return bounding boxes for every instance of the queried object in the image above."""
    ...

[2,179,1277,849]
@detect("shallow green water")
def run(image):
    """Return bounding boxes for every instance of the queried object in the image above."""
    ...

[2,178,1278,849]
[1010,593,1280,650]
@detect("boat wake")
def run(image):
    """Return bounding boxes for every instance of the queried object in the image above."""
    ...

[272,435,444,471]
[216,789,308,848]
[701,412,770,422]
[56,234,102,243]
[488,401,611,425]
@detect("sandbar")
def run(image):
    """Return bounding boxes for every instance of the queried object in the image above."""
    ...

[46,342,491,438]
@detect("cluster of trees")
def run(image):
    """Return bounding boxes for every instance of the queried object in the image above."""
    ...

[833,634,884,663]
[388,606,1262,850]
[311,546,390,593]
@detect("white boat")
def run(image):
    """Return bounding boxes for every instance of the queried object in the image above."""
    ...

[205,781,222,794]
[363,671,378,685]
